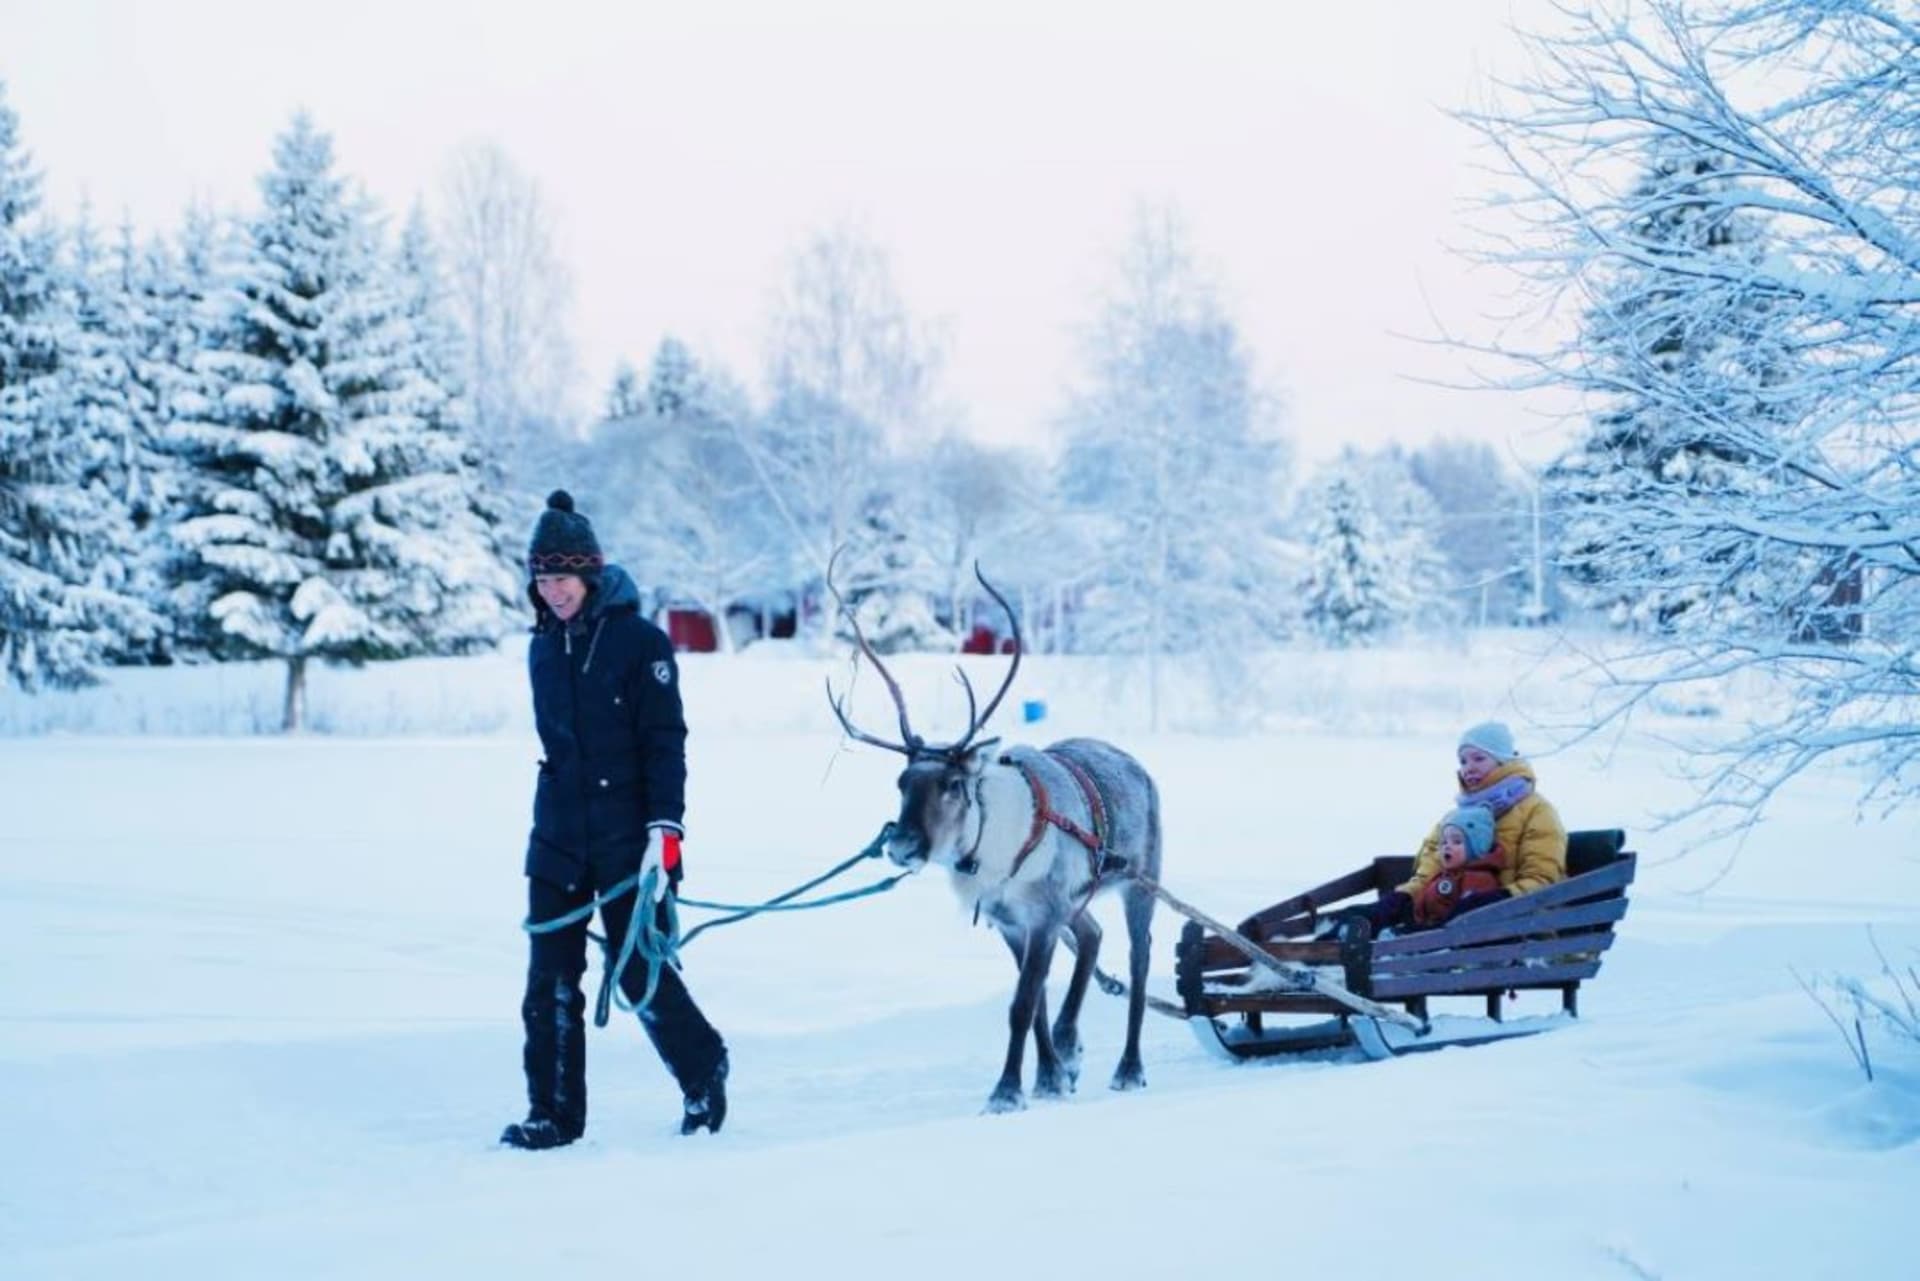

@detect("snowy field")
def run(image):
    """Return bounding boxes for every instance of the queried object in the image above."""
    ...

[4,636,1918,1279]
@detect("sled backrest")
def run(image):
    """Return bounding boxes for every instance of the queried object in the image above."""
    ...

[1566,828,1626,877]
[1363,831,1636,1003]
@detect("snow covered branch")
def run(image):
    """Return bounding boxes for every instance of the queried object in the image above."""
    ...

[1465,0,1920,817]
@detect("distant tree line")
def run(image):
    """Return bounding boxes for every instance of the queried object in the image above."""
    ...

[1,82,1553,733]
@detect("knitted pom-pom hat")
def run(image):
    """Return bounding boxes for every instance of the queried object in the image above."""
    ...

[1458,720,1519,763]
[527,490,603,581]
[1441,805,1497,859]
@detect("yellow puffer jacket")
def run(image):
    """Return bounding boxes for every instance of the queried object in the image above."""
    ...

[1397,760,1567,899]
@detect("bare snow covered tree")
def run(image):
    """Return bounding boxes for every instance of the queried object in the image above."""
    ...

[1462,0,1920,821]
[438,141,576,485]
[1408,437,1535,625]
[583,338,777,651]
[749,224,948,644]
[1544,133,1803,634]
[904,433,1047,640]
[1059,204,1291,726]
[764,221,942,453]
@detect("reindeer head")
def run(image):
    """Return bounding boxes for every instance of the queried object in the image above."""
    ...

[825,556,1023,873]
[885,742,994,869]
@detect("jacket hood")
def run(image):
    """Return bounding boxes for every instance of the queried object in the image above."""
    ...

[588,564,642,619]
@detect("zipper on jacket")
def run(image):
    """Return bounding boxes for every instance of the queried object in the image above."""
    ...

[583,617,607,674]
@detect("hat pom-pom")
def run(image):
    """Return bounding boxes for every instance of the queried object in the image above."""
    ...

[546,489,575,513]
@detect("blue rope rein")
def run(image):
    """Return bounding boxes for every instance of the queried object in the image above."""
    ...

[521,823,905,1026]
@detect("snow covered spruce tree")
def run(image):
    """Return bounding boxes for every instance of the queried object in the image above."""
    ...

[1462,0,1920,818]
[81,215,207,662]
[1058,204,1290,725]
[58,211,166,659]
[1349,445,1459,631]
[141,205,247,655]
[1543,134,1797,633]
[0,82,153,690]
[171,115,514,729]
[1298,464,1406,647]
[602,358,644,422]
[834,482,959,654]
[371,203,520,651]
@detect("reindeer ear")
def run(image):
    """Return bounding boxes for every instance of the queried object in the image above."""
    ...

[961,739,1000,774]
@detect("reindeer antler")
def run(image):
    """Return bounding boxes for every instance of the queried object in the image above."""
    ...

[952,563,1023,754]
[824,546,922,756]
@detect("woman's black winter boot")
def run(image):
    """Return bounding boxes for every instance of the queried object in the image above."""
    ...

[500,1117,582,1150]
[680,1053,728,1135]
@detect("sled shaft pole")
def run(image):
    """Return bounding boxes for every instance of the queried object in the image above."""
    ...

[1137,877,1424,1032]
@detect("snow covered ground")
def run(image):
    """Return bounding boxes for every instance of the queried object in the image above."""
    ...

[3,637,1917,1278]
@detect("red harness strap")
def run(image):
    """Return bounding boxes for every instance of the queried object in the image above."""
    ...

[1007,751,1109,883]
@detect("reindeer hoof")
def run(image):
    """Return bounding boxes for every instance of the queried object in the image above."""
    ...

[1110,1064,1147,1093]
[1052,1035,1083,1085]
[1033,1070,1069,1099]
[984,1085,1027,1114]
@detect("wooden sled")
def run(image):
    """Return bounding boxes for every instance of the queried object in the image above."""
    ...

[1173,830,1636,1061]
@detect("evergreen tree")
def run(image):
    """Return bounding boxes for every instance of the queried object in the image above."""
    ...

[836,485,957,654]
[171,115,513,728]
[1348,445,1459,630]
[644,338,697,416]
[1299,467,1404,647]
[0,81,151,689]
[150,204,244,655]
[1545,135,1795,632]
[81,214,183,660]
[320,203,517,665]
[603,358,644,422]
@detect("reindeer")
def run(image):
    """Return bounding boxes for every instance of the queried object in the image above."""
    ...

[828,566,1162,1114]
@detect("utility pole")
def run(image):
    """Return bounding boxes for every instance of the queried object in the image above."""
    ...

[1529,470,1547,624]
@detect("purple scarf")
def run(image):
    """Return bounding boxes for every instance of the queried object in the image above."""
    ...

[1458,772,1533,817]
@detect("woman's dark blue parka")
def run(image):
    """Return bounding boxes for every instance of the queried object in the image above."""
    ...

[525,564,686,892]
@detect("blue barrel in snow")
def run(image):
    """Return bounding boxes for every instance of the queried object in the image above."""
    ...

[1022,699,1047,724]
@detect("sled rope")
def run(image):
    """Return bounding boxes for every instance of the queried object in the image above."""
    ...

[521,823,907,1025]
[1081,878,1426,1033]
[1058,930,1187,1020]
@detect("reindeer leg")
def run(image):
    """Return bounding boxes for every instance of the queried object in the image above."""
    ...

[988,926,1058,1113]
[1052,911,1101,1092]
[1111,882,1153,1092]
[1029,979,1068,1099]
[1002,927,1067,1101]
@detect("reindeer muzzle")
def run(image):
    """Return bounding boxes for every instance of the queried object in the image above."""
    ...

[883,827,929,868]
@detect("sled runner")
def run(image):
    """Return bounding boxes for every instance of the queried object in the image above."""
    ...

[1173,829,1635,1060]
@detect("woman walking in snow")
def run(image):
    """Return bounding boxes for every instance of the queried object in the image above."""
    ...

[500,490,729,1150]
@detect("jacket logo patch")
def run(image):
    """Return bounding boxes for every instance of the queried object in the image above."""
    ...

[652,660,673,685]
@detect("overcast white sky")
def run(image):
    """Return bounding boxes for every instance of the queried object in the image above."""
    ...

[2,0,1574,466]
